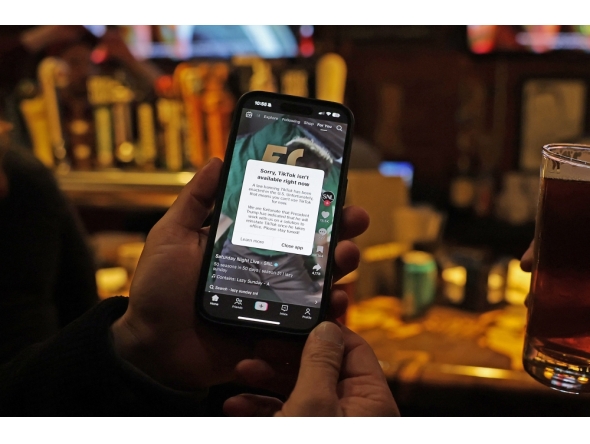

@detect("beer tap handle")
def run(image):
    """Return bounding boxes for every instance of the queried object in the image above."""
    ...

[174,63,207,169]
[315,53,347,103]
[37,57,70,170]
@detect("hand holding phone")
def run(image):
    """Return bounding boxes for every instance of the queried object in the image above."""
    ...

[224,321,400,417]
[111,158,368,391]
[197,92,355,335]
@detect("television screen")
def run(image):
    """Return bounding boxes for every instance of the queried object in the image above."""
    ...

[85,25,299,60]
[467,25,590,54]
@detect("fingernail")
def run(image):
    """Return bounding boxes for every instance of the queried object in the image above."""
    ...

[314,322,344,346]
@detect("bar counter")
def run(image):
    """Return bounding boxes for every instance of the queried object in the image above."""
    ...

[347,297,590,415]
[56,170,194,209]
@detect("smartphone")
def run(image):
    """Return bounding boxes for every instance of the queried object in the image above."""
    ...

[196,91,354,335]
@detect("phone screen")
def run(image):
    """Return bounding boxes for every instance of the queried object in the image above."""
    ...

[199,93,353,334]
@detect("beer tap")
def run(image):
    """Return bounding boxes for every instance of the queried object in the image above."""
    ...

[19,93,54,168]
[202,63,234,160]
[173,62,207,169]
[87,76,114,169]
[315,53,347,103]
[155,75,184,171]
[111,82,136,167]
[136,101,157,170]
[231,56,277,93]
[38,57,71,171]
[281,69,309,98]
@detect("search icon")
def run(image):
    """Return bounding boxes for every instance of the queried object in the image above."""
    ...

[336,125,343,131]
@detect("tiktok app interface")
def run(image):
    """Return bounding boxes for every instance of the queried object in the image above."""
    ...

[203,106,349,330]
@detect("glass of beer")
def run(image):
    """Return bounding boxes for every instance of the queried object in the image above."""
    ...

[524,144,590,393]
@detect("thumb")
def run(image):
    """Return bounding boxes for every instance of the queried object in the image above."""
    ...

[156,157,222,234]
[281,322,345,416]
[223,394,284,417]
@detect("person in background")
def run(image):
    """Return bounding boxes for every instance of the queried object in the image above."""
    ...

[0,25,161,149]
[0,158,399,416]
[0,25,159,95]
[0,116,99,364]
[0,26,96,147]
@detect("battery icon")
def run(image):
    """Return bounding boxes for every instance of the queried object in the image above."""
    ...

[332,112,340,117]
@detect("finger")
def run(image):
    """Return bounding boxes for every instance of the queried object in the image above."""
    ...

[327,289,349,320]
[339,324,390,381]
[158,158,223,233]
[234,359,299,398]
[338,324,401,416]
[234,358,276,387]
[223,394,284,417]
[332,240,360,282]
[235,292,348,397]
[520,240,534,272]
[282,322,344,416]
[338,206,370,241]
[234,330,303,396]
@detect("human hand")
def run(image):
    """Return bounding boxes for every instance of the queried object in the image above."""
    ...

[110,158,369,391]
[224,321,400,416]
[96,28,162,87]
[97,29,136,66]
[21,26,88,53]
[521,240,534,272]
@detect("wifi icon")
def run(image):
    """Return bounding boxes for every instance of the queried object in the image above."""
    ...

[326,112,331,116]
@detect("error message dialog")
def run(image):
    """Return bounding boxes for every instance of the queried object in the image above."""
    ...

[232,159,325,256]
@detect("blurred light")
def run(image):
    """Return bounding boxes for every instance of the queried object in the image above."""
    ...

[379,161,414,188]
[442,266,467,286]
[361,242,411,263]
[96,267,128,294]
[177,172,196,184]
[488,272,505,290]
[242,25,298,59]
[442,266,467,304]
[155,75,174,96]
[505,259,531,305]
[467,25,497,54]
[487,268,505,305]
[117,142,135,163]
[84,25,106,37]
[91,47,108,64]
[544,367,555,379]
[300,25,314,38]
[439,364,514,380]
[300,37,314,58]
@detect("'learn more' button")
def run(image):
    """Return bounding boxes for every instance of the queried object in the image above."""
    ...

[232,232,272,249]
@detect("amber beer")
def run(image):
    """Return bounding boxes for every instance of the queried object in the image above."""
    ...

[524,144,590,393]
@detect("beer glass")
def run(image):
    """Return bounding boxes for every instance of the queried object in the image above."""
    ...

[524,144,590,393]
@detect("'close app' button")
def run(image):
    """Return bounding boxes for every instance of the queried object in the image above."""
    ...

[254,301,269,311]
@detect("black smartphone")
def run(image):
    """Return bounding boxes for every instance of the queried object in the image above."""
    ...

[196,91,354,335]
